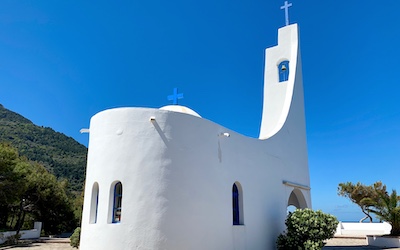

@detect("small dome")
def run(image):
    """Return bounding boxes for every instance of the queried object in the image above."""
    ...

[160,105,201,118]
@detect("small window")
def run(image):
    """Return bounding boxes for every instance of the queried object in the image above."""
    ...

[89,182,99,224]
[232,182,244,225]
[278,60,290,82]
[112,182,122,223]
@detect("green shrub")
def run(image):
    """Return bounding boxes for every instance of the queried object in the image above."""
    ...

[70,227,81,248]
[277,208,338,250]
[2,233,21,245]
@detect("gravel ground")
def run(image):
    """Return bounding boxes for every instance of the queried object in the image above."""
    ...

[1,237,400,249]
[0,243,74,250]
[324,237,400,250]
[323,238,379,250]
[0,239,74,250]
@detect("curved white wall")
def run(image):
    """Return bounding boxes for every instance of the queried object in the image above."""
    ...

[260,24,300,140]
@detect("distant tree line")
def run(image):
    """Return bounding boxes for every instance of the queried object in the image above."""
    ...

[0,143,82,235]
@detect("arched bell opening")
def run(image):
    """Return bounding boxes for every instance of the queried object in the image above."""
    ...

[278,60,290,82]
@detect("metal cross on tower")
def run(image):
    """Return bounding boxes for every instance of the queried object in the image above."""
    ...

[280,1,292,26]
[167,87,184,105]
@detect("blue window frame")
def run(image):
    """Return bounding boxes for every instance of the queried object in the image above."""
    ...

[112,182,122,223]
[95,191,99,223]
[278,60,290,82]
[232,183,240,225]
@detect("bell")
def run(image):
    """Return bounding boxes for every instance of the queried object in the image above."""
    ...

[281,65,287,71]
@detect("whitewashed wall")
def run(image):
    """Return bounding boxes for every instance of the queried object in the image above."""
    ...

[0,222,42,244]
[335,222,391,236]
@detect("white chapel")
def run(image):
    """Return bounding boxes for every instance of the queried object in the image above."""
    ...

[80,9,312,249]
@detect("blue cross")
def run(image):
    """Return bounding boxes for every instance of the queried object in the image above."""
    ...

[167,88,184,105]
[280,1,292,26]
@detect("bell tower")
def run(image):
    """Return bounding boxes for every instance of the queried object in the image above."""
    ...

[259,24,306,141]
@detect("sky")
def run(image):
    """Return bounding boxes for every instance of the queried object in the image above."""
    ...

[0,0,399,222]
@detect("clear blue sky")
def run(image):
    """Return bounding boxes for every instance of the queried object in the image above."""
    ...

[1,0,399,222]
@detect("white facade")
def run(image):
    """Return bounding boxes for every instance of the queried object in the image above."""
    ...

[80,24,311,250]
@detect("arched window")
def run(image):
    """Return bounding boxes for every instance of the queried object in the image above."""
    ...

[112,182,122,223]
[89,182,99,224]
[232,182,244,225]
[278,60,290,82]
[287,189,307,209]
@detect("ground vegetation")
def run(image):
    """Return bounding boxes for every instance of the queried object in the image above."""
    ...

[0,143,80,235]
[276,208,338,250]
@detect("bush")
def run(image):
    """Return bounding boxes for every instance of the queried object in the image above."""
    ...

[1,233,21,246]
[277,208,338,250]
[70,227,80,248]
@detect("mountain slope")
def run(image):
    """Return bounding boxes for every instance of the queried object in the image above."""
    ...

[0,104,87,191]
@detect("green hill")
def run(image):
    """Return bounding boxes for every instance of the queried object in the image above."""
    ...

[0,104,87,191]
